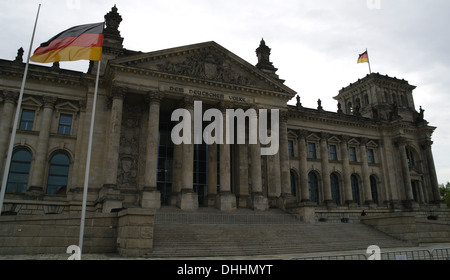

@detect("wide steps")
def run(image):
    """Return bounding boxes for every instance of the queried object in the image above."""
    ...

[145,208,412,258]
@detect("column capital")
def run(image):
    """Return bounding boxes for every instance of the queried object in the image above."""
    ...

[340,134,350,143]
[320,132,330,140]
[420,139,433,149]
[42,96,57,109]
[3,91,19,104]
[297,129,309,139]
[359,137,369,146]
[146,91,165,104]
[394,136,408,146]
[280,110,289,122]
[183,96,195,110]
[111,86,126,100]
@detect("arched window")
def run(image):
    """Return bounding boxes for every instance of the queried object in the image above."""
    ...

[308,172,319,204]
[370,175,379,205]
[347,102,353,114]
[351,174,361,205]
[330,173,340,205]
[46,152,70,195]
[6,148,32,194]
[290,170,297,196]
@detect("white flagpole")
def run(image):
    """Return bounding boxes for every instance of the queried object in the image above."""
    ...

[0,4,41,214]
[366,48,372,74]
[78,59,102,258]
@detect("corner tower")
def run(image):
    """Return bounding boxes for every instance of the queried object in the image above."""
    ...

[334,73,420,122]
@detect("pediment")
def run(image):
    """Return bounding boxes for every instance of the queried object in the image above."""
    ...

[55,101,79,113]
[110,41,296,96]
[22,96,43,108]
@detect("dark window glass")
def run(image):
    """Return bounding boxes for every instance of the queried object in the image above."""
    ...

[308,143,317,159]
[330,173,340,205]
[6,149,32,194]
[46,152,70,194]
[58,114,73,135]
[349,147,357,162]
[370,176,379,204]
[329,145,338,161]
[308,172,319,203]
[288,141,294,157]
[290,171,297,196]
[368,149,375,164]
[20,110,35,131]
[351,174,360,205]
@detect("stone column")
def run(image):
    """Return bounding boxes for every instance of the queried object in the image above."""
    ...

[396,137,415,205]
[249,109,268,211]
[277,111,293,208]
[29,96,57,196]
[170,143,183,206]
[360,138,374,206]
[99,87,124,213]
[217,105,236,211]
[141,92,164,209]
[340,135,354,206]
[320,133,333,207]
[421,139,442,205]
[0,91,18,178]
[298,130,309,202]
[177,98,198,210]
[206,143,217,206]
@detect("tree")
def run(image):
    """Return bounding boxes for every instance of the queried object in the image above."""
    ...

[439,182,450,208]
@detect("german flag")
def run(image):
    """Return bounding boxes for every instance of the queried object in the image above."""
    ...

[31,22,104,63]
[357,51,369,64]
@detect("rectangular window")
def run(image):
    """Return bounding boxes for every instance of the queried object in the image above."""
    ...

[349,147,357,162]
[288,140,294,157]
[329,145,338,161]
[20,109,35,131]
[58,114,73,135]
[308,143,317,159]
[368,149,375,164]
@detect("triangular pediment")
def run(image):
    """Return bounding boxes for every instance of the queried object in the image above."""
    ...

[109,41,296,97]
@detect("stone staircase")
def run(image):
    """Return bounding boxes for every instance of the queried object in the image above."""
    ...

[145,207,413,258]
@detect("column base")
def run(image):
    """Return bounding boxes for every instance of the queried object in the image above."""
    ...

[216,192,237,212]
[402,200,420,210]
[206,194,217,207]
[286,202,316,223]
[276,194,295,211]
[250,194,269,211]
[345,200,359,209]
[177,190,199,211]
[140,188,161,210]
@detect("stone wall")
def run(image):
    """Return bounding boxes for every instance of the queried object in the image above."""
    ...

[360,210,450,244]
[0,212,118,255]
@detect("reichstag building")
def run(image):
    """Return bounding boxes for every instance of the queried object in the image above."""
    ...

[0,6,445,221]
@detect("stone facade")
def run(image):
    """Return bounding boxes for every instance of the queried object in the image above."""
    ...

[0,6,446,222]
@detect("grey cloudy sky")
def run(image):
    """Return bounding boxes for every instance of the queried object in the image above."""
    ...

[1,0,450,184]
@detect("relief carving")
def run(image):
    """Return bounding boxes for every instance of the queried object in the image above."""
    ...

[117,104,141,190]
[157,51,256,87]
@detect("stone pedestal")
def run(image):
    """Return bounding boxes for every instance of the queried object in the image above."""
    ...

[97,185,124,213]
[117,208,155,258]
[250,194,269,211]
[276,194,295,211]
[287,202,316,223]
[178,190,199,211]
[216,192,237,212]
[140,188,161,210]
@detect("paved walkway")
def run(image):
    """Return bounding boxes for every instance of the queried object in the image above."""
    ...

[1,243,449,260]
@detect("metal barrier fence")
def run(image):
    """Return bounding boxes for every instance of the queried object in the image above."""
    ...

[155,212,302,225]
[292,248,450,260]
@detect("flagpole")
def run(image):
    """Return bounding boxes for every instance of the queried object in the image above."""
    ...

[0,4,41,214]
[366,48,372,74]
[78,59,102,258]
